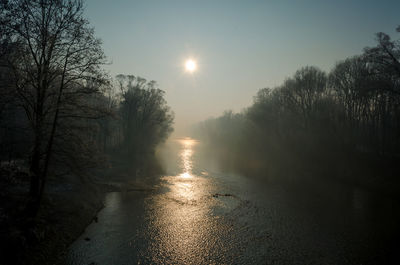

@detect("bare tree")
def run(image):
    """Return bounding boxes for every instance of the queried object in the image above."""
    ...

[364,27,400,80]
[0,0,107,211]
[280,66,327,129]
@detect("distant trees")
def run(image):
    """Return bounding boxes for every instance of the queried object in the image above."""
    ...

[195,26,400,184]
[281,66,327,129]
[116,74,174,161]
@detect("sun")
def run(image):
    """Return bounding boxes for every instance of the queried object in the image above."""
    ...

[185,59,197,73]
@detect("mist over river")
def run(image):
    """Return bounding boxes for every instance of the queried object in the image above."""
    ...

[66,138,400,265]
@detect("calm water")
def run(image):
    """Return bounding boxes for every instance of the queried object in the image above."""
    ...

[66,138,400,265]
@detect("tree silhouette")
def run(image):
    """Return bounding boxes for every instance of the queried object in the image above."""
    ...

[0,0,107,213]
[117,74,174,162]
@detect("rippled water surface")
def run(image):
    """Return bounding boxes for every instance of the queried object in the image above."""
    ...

[66,138,400,265]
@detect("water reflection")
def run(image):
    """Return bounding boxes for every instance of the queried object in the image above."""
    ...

[146,138,234,263]
[178,138,197,179]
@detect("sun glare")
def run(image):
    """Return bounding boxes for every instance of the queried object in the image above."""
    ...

[185,59,197,73]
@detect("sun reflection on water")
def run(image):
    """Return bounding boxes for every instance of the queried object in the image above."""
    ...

[179,138,197,179]
[149,137,227,264]
[179,172,192,179]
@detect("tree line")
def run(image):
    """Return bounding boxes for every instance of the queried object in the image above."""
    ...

[193,26,400,188]
[0,0,173,215]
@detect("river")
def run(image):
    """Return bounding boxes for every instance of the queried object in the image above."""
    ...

[65,138,400,265]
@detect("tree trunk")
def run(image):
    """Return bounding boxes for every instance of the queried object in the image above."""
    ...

[29,133,41,198]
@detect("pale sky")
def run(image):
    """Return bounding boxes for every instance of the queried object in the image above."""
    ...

[85,0,399,136]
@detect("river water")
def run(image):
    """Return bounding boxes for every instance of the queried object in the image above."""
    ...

[66,138,400,265]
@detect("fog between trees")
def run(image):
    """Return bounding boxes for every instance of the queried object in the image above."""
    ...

[193,27,400,189]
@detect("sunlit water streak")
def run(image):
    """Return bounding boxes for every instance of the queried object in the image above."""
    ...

[146,138,237,263]
[178,138,195,178]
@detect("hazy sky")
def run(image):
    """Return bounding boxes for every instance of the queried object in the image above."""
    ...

[85,0,399,136]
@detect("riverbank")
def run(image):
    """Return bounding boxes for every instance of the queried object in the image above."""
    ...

[0,164,104,265]
[0,153,164,265]
[0,156,164,265]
